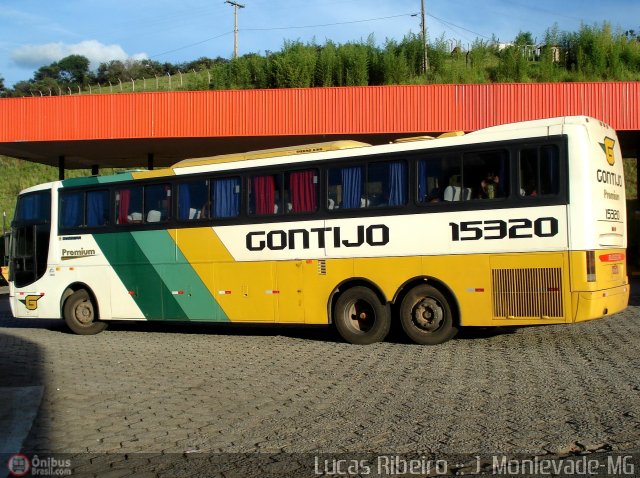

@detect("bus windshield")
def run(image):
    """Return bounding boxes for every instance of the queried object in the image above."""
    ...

[10,190,51,288]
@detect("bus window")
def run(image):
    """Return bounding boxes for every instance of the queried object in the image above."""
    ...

[519,145,560,197]
[540,145,560,195]
[211,177,240,218]
[462,150,509,200]
[86,190,109,226]
[115,186,143,224]
[368,161,407,207]
[328,165,364,209]
[285,169,318,214]
[15,191,51,223]
[144,184,171,222]
[249,174,280,216]
[178,180,209,220]
[60,191,84,228]
[417,155,461,203]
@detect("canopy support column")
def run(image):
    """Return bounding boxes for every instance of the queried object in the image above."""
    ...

[58,156,65,180]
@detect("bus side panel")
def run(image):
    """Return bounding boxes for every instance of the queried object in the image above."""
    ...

[171,227,275,322]
[93,230,227,321]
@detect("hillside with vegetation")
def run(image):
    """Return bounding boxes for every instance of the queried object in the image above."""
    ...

[1,23,640,97]
[0,22,639,222]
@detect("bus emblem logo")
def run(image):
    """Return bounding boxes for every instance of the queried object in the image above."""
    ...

[19,295,43,311]
[600,137,616,166]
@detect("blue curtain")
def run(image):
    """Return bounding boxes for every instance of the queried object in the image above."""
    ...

[178,183,191,220]
[213,178,240,218]
[61,192,83,228]
[341,167,362,209]
[18,192,51,222]
[418,162,427,202]
[87,191,107,226]
[388,162,407,206]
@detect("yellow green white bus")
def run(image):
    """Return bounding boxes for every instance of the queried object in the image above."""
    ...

[8,116,629,344]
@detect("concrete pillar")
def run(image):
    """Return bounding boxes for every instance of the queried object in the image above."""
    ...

[147,153,154,171]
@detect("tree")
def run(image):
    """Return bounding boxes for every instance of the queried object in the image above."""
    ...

[0,75,5,95]
[514,31,534,46]
[34,63,61,82]
[57,54,92,84]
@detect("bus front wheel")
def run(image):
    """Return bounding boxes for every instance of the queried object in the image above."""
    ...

[63,289,107,335]
[400,285,457,345]
[333,286,391,345]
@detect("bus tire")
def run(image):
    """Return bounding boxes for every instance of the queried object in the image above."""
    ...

[333,286,390,345]
[63,289,107,335]
[399,285,457,345]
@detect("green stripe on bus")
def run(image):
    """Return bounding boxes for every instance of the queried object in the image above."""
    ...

[130,231,228,322]
[93,232,184,320]
[93,231,227,321]
[61,173,134,188]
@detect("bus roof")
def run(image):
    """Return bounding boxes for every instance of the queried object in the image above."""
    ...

[171,140,371,169]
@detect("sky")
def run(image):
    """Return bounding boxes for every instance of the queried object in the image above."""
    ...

[1,0,639,87]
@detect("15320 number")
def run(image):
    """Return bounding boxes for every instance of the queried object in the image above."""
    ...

[449,217,559,241]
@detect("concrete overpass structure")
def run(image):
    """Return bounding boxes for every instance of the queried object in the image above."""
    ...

[0,82,639,176]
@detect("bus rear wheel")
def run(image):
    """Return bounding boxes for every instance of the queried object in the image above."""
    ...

[334,286,390,345]
[400,285,457,345]
[63,289,107,335]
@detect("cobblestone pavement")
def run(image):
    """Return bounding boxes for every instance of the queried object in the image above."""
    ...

[1,285,639,476]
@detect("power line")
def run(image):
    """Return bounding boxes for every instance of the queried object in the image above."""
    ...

[150,32,233,59]
[241,13,416,32]
[426,12,492,40]
[149,12,417,59]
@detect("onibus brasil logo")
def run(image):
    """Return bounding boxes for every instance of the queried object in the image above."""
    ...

[7,454,72,476]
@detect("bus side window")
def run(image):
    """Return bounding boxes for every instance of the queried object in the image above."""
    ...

[285,169,318,214]
[328,165,364,209]
[178,180,209,220]
[86,190,110,226]
[367,161,407,207]
[144,184,171,222]
[519,148,538,196]
[211,177,241,218]
[249,174,280,216]
[540,145,560,195]
[463,149,509,200]
[519,145,559,197]
[115,186,143,224]
[60,191,84,228]
[417,156,460,203]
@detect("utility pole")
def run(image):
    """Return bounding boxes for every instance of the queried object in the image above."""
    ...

[420,0,429,72]
[226,0,245,59]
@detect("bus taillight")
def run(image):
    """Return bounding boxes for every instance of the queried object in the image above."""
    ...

[587,251,596,282]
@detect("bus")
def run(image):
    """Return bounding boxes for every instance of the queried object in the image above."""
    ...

[7,116,629,345]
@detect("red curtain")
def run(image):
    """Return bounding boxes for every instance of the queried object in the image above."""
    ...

[253,176,275,215]
[290,171,316,213]
[117,189,130,224]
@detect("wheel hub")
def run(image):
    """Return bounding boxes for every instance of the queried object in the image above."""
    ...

[349,300,374,332]
[413,298,443,332]
[75,302,94,325]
